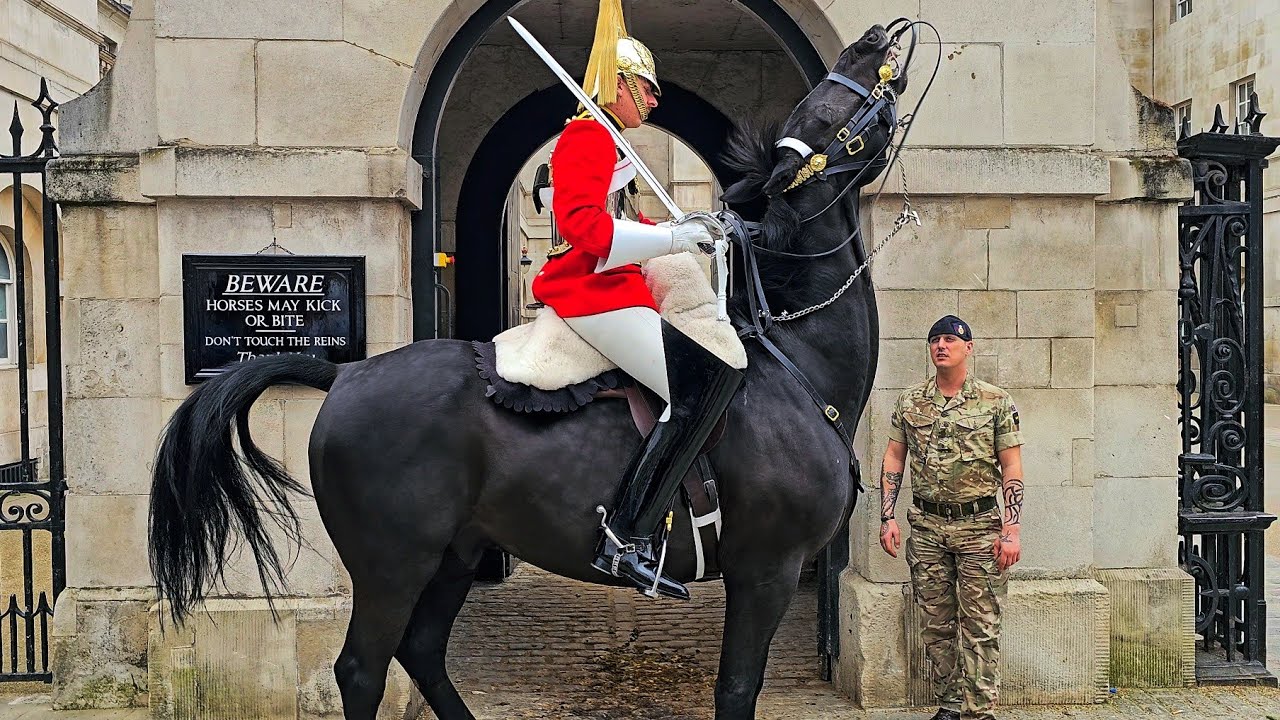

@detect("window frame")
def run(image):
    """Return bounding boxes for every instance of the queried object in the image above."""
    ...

[1233,76,1256,132]
[1175,100,1193,136]
[1175,0,1193,20]
[0,237,14,366]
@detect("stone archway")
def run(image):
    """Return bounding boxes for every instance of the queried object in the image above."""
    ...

[408,0,832,340]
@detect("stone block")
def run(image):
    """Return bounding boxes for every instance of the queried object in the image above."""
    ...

[142,146,421,207]
[155,0,341,40]
[217,502,341,598]
[51,589,151,709]
[65,398,162,495]
[1051,338,1094,389]
[156,199,275,295]
[832,571,910,708]
[1018,485,1095,576]
[46,156,150,206]
[65,493,152,587]
[156,39,256,145]
[875,290,958,339]
[1007,388,1092,487]
[920,0,1094,43]
[284,397,325,482]
[989,199,1094,290]
[1098,158,1193,203]
[60,205,159,299]
[959,291,1017,338]
[1094,477,1178,568]
[344,0,450,66]
[148,598,416,720]
[903,44,1003,146]
[964,197,1012,229]
[365,295,413,346]
[908,579,1109,706]
[1004,44,1095,146]
[66,299,160,398]
[1017,290,1093,338]
[871,198,988,290]
[980,338,1051,389]
[1094,569,1194,688]
[257,41,411,148]
[1095,291,1177,386]
[898,148,1110,196]
[1093,386,1178,479]
[671,141,712,183]
[875,339,928,390]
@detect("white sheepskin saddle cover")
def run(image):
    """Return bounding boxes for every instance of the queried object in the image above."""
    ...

[493,254,748,391]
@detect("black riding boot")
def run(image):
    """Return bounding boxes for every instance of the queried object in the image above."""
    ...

[592,321,744,599]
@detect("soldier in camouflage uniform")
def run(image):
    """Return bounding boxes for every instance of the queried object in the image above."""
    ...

[878,315,1025,720]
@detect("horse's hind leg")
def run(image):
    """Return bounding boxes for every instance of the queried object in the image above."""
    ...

[396,548,478,720]
[713,557,805,720]
[335,556,440,720]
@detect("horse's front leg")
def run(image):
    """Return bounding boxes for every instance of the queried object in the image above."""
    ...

[713,557,805,719]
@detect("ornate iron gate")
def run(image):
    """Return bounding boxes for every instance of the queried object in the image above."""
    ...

[0,80,66,682]
[1177,97,1279,684]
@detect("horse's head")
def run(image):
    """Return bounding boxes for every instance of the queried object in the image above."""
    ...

[723,24,909,204]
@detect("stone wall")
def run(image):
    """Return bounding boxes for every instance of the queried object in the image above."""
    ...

[835,0,1196,706]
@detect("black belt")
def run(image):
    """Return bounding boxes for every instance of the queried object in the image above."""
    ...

[913,496,998,520]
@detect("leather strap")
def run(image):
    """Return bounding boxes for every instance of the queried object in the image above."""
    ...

[719,210,862,492]
[912,495,998,519]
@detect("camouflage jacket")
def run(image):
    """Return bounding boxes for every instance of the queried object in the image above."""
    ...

[888,376,1024,503]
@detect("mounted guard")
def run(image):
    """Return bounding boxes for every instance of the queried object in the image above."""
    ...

[528,0,743,600]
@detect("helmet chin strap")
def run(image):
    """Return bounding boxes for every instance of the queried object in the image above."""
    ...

[622,71,650,122]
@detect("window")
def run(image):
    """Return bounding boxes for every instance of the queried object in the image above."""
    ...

[1234,77,1256,132]
[0,239,13,364]
[1175,101,1192,136]
[1175,0,1192,19]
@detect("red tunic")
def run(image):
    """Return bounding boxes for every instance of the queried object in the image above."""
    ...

[531,119,659,318]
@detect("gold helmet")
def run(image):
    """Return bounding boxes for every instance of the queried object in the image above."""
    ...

[582,0,660,120]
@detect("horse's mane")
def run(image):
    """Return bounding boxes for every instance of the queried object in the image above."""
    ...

[721,121,805,251]
[721,122,844,296]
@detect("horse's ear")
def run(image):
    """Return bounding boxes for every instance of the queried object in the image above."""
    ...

[721,177,762,204]
[762,154,805,197]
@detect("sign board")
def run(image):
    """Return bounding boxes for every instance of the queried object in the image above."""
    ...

[182,255,366,383]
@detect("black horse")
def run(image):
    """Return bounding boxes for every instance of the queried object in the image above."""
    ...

[149,23,910,720]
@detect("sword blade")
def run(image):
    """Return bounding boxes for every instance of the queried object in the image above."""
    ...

[507,17,684,219]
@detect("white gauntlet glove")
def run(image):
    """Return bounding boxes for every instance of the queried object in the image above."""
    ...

[666,217,718,256]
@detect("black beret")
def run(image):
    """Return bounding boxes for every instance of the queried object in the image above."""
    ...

[927,315,972,342]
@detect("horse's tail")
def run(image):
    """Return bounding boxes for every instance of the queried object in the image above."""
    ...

[148,353,338,624]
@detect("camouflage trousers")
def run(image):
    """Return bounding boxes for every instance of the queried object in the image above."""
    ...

[906,503,1008,719]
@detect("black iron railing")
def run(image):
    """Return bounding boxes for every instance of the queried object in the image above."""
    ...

[1176,93,1279,685]
[0,80,66,683]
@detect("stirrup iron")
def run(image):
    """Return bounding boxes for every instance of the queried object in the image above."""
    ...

[644,511,674,598]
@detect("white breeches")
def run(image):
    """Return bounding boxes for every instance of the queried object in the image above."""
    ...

[565,306,672,421]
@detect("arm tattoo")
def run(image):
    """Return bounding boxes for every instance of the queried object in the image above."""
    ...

[1002,478,1024,526]
[881,469,904,520]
